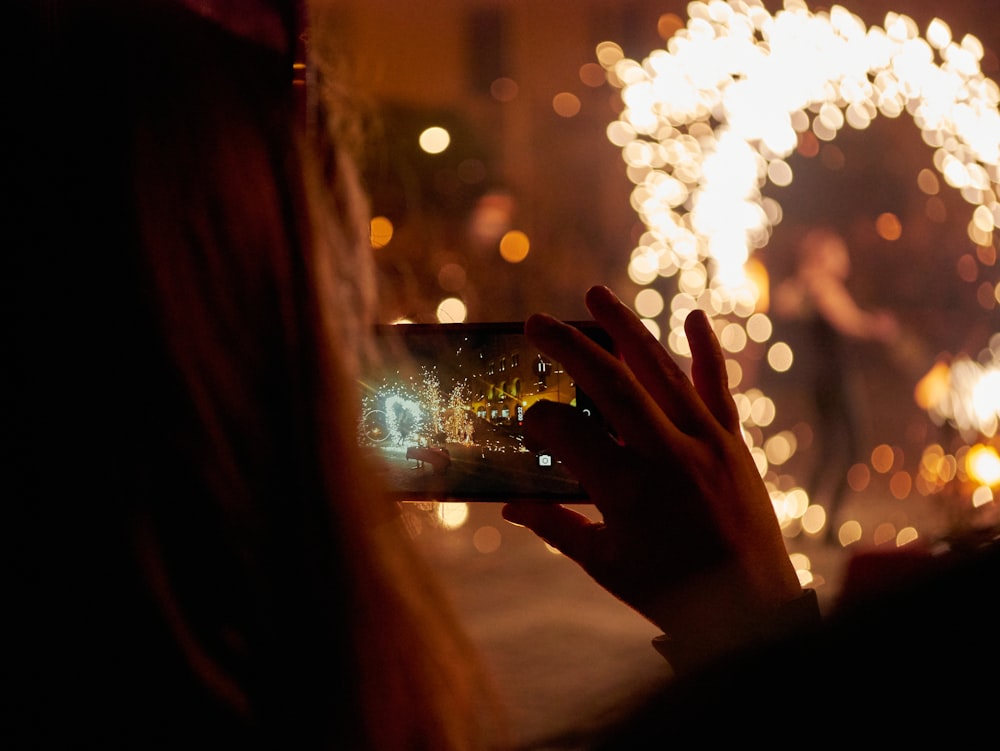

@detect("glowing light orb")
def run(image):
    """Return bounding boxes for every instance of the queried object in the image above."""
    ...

[370,215,394,248]
[418,126,451,154]
[436,297,468,322]
[499,229,531,263]
[925,355,1000,438]
[435,502,470,529]
[967,443,1000,486]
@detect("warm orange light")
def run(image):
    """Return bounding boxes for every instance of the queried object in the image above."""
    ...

[875,212,903,241]
[370,216,394,248]
[967,444,1000,487]
[472,525,502,553]
[797,130,820,158]
[744,256,770,313]
[957,253,979,282]
[890,470,912,499]
[873,522,897,546]
[578,62,605,88]
[552,92,581,118]
[499,230,530,263]
[977,244,997,266]
[656,13,684,41]
[871,444,896,474]
[917,168,940,195]
[914,360,951,410]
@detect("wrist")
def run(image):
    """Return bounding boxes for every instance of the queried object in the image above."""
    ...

[651,588,820,675]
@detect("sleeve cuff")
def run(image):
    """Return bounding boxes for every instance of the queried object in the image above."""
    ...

[651,588,821,671]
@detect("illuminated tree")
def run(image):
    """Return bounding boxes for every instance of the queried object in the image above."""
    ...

[444,383,475,444]
[417,367,445,442]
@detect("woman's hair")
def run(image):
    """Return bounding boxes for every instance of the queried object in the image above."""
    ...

[9,1,503,747]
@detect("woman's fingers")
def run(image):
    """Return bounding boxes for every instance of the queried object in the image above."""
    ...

[521,399,634,506]
[583,285,740,440]
[583,286,712,437]
[500,502,602,564]
[684,308,740,433]
[524,313,677,452]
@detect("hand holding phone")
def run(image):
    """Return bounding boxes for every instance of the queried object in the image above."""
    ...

[358,321,614,502]
[502,286,806,670]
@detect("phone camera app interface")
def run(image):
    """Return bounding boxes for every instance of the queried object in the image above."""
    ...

[359,324,602,501]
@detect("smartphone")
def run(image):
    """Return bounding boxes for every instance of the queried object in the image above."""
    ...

[358,321,614,502]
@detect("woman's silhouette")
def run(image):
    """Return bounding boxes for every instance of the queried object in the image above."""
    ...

[773,227,899,541]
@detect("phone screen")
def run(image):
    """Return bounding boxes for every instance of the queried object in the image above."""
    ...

[358,321,612,502]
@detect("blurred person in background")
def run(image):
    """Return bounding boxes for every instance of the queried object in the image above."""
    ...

[772,226,899,541]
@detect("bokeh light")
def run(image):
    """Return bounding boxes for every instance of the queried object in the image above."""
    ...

[435,502,469,530]
[499,229,531,263]
[370,215,394,248]
[473,525,503,553]
[579,62,606,87]
[436,297,468,322]
[967,443,1000,486]
[875,212,903,241]
[634,287,665,318]
[552,92,582,117]
[419,126,451,154]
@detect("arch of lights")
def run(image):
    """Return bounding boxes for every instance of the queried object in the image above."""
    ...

[599,0,1000,540]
